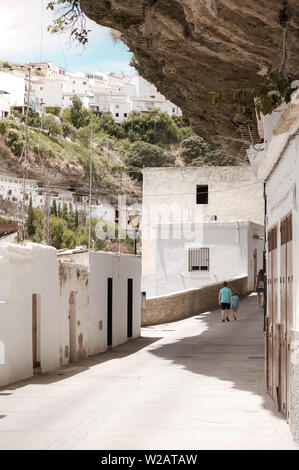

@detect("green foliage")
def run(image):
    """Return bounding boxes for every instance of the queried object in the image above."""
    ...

[212,92,226,106]
[181,136,239,166]
[45,106,61,117]
[43,114,62,136]
[51,199,58,216]
[66,95,91,129]
[61,228,77,249]
[212,71,296,118]
[27,196,35,237]
[61,121,76,139]
[93,113,126,139]
[125,141,175,180]
[5,128,24,156]
[252,71,294,118]
[47,1,90,45]
[50,216,66,249]
[122,109,180,145]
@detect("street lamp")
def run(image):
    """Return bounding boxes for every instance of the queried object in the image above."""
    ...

[129,214,141,255]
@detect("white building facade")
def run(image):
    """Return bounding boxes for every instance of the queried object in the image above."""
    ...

[0,243,141,388]
[0,62,181,121]
[248,90,299,441]
[142,167,265,297]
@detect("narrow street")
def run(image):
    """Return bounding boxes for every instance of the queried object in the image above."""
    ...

[0,294,295,450]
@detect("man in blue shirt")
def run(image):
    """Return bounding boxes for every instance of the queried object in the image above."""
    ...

[219,281,232,322]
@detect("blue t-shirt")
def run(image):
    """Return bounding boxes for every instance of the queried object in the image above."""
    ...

[232,295,239,310]
[219,287,232,304]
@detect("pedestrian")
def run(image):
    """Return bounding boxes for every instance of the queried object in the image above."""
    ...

[231,292,239,320]
[256,269,265,307]
[219,281,232,322]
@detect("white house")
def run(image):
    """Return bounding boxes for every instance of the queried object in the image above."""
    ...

[0,243,141,388]
[248,89,299,441]
[0,91,10,118]
[0,71,25,107]
[142,166,265,297]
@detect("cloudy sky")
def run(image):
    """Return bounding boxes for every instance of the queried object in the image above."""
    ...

[0,0,133,74]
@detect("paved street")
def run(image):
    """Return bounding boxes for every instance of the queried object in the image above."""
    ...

[0,294,296,450]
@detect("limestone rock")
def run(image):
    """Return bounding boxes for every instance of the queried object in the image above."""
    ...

[81,0,299,155]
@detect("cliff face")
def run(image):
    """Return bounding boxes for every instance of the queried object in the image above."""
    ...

[80,0,299,154]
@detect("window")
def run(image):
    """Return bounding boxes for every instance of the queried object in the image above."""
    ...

[115,105,119,109]
[124,113,127,117]
[115,113,119,117]
[188,248,209,272]
[196,185,208,204]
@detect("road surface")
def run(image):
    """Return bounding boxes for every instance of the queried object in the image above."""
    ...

[0,294,296,450]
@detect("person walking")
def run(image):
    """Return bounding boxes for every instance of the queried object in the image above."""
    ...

[219,281,232,322]
[231,292,239,320]
[256,269,265,307]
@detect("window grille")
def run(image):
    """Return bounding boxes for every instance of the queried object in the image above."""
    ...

[188,248,209,271]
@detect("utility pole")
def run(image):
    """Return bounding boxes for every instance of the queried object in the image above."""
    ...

[88,112,93,250]
[21,64,32,241]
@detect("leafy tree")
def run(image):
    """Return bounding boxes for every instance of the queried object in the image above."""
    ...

[67,95,91,129]
[93,113,126,139]
[122,109,180,145]
[5,129,24,156]
[125,141,175,180]
[45,106,61,117]
[61,121,76,139]
[27,195,35,237]
[50,216,66,249]
[181,136,239,166]
[61,228,77,249]
[51,199,57,216]
[43,115,62,136]
[75,208,79,228]
[61,202,68,220]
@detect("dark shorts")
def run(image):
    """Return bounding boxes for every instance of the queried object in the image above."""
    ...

[221,303,231,310]
[256,288,264,293]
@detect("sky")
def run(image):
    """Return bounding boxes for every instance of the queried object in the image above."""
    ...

[0,0,134,74]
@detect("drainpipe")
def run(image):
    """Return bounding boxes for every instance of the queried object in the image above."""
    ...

[263,182,267,332]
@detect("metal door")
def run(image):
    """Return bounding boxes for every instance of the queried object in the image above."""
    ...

[107,278,113,348]
[32,293,40,369]
[127,279,133,338]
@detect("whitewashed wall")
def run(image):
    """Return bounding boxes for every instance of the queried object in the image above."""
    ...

[142,221,264,297]
[0,243,60,387]
[58,262,89,365]
[0,244,142,388]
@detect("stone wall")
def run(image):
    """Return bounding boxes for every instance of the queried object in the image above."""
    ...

[142,276,248,327]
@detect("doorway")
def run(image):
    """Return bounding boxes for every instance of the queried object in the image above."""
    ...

[127,279,133,338]
[107,278,113,348]
[32,293,40,370]
[69,291,77,362]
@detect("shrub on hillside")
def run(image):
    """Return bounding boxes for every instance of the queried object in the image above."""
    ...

[181,135,239,166]
[125,141,175,180]
[42,115,62,137]
[5,129,24,156]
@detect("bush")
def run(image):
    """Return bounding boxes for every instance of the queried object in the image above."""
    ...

[122,109,180,145]
[181,135,239,166]
[43,115,62,136]
[0,119,10,136]
[62,121,76,139]
[45,106,61,117]
[125,141,175,180]
[5,129,24,156]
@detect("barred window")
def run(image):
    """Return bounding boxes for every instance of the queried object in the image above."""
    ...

[188,248,209,272]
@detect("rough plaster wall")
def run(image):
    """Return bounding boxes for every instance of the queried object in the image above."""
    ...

[58,262,89,365]
[0,243,60,386]
[142,276,248,326]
